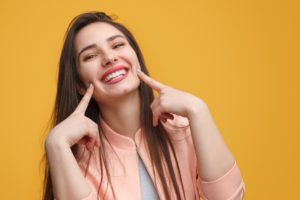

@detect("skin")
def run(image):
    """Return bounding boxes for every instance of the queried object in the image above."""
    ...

[45,22,235,199]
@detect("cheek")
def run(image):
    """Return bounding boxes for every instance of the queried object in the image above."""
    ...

[79,66,98,84]
[124,48,140,68]
[130,54,140,70]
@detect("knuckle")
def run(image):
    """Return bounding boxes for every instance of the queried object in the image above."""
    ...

[160,99,167,107]
[83,124,90,133]
[82,118,91,130]
[92,122,97,129]
[157,100,163,107]
[150,103,154,109]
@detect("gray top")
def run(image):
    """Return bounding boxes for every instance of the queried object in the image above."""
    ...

[138,158,159,200]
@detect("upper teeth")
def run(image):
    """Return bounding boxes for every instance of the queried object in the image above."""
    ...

[104,69,127,82]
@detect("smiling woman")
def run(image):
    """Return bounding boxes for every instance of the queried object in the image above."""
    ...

[43,11,245,200]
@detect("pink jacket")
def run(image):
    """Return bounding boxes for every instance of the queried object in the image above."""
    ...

[76,115,245,200]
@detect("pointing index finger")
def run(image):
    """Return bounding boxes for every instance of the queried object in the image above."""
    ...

[137,70,165,92]
[75,84,94,113]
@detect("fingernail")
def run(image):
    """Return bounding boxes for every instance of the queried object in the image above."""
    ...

[137,69,142,74]
[88,83,92,88]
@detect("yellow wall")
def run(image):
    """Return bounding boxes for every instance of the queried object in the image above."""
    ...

[0,0,299,199]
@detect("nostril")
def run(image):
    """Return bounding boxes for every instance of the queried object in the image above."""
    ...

[102,56,118,68]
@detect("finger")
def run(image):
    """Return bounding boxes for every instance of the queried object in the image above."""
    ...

[86,140,96,151]
[153,112,160,127]
[150,98,159,126]
[159,113,174,124]
[75,84,94,113]
[77,136,89,145]
[78,134,99,151]
[160,112,174,120]
[152,106,163,127]
[77,135,94,150]
[150,94,160,110]
[77,118,100,149]
[83,133,98,151]
[137,70,165,92]
[151,102,174,126]
[161,117,167,123]
[86,118,100,147]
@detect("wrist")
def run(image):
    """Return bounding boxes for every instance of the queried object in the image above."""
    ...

[186,97,209,120]
[45,131,70,152]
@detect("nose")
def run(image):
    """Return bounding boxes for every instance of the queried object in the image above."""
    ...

[101,52,118,68]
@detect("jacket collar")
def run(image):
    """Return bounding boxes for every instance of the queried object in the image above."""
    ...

[100,118,143,151]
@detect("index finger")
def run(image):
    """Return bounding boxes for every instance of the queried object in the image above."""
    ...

[75,84,94,113]
[137,70,165,92]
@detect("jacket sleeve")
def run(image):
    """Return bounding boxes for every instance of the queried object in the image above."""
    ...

[196,161,246,200]
[162,115,246,200]
[75,145,102,200]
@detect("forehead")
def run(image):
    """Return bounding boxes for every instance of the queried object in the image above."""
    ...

[75,22,125,52]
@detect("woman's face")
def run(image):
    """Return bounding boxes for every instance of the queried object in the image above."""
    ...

[75,22,141,104]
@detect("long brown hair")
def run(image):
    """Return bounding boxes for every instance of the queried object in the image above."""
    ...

[43,11,185,200]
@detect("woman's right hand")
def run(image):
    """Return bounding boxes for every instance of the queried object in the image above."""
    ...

[46,84,100,151]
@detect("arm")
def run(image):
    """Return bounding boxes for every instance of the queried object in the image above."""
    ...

[186,99,235,181]
[45,84,100,200]
[187,102,245,199]
[45,136,92,200]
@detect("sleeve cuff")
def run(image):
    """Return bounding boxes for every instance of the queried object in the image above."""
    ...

[80,190,97,200]
[53,191,97,200]
[199,161,245,200]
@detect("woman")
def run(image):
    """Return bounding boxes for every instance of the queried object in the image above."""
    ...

[43,11,245,200]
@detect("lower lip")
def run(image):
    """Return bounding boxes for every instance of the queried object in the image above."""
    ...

[104,71,129,85]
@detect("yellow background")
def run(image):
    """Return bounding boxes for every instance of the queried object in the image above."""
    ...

[0,0,299,199]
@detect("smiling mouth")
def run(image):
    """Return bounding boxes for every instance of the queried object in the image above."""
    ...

[100,65,130,85]
[103,69,127,82]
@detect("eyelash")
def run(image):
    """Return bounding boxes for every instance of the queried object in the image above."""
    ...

[113,43,125,49]
[83,43,125,61]
[83,54,97,61]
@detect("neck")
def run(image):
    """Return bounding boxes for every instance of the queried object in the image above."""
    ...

[98,90,141,139]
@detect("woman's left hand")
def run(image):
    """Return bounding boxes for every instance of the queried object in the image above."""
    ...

[137,70,205,126]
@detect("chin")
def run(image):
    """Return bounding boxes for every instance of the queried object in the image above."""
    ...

[119,83,140,95]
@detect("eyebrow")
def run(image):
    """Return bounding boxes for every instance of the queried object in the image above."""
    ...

[77,34,125,58]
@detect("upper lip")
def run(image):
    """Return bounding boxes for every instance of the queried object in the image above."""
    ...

[101,65,129,81]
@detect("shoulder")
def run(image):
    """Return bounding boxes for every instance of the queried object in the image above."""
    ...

[161,114,191,141]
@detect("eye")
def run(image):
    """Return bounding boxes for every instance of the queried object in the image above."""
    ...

[83,54,97,61]
[113,43,125,49]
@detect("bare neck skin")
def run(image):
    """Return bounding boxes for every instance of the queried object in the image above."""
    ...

[98,90,141,139]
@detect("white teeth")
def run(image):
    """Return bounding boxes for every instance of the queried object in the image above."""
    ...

[103,69,127,82]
